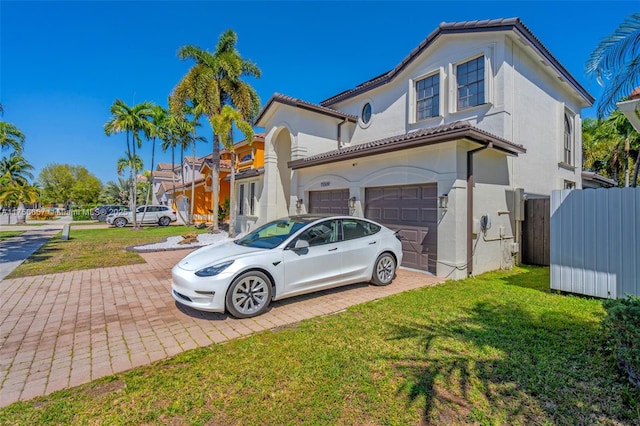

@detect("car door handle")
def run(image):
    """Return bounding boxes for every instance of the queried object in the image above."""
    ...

[369,241,377,245]
[328,247,338,251]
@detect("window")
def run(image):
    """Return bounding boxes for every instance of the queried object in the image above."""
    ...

[361,103,372,124]
[415,74,439,120]
[457,56,485,110]
[564,113,573,165]
[297,220,339,246]
[249,182,255,215]
[238,184,245,215]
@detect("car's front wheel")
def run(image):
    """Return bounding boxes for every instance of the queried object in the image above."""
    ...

[370,252,396,286]
[225,271,272,318]
[113,217,127,228]
[158,216,171,226]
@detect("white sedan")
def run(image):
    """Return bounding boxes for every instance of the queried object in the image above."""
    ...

[171,215,403,318]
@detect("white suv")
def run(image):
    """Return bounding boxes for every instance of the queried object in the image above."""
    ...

[106,205,177,227]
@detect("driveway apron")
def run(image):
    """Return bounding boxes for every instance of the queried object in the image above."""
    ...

[0,249,442,407]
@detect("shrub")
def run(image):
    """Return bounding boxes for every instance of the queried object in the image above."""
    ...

[602,295,640,389]
[28,210,56,220]
[71,209,92,221]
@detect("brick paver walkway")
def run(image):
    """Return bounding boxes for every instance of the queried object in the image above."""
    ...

[0,250,442,407]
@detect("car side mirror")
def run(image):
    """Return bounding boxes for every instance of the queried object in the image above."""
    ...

[294,239,309,249]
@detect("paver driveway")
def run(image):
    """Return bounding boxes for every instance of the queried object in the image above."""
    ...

[0,249,442,407]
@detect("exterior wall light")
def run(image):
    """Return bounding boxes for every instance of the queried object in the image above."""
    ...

[348,197,357,209]
[296,198,304,209]
[438,194,448,210]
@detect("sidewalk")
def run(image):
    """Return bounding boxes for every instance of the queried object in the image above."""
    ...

[0,216,72,280]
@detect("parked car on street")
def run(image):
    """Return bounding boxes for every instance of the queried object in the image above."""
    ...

[106,205,177,227]
[91,205,128,222]
[171,215,403,318]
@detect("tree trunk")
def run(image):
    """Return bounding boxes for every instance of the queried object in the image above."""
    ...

[130,131,138,229]
[632,151,640,188]
[211,133,221,233]
[190,138,196,225]
[229,151,236,238]
[16,201,27,224]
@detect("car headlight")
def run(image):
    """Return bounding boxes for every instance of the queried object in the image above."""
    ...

[195,261,234,277]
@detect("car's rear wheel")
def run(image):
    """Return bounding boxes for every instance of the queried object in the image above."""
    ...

[97,214,107,222]
[158,216,171,226]
[113,217,127,228]
[371,252,396,286]
[226,271,272,318]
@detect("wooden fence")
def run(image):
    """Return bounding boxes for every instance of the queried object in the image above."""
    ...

[521,198,550,266]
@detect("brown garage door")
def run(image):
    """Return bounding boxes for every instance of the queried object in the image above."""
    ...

[309,190,350,215]
[365,184,437,273]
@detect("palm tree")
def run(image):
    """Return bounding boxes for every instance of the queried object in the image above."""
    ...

[210,105,254,237]
[116,153,144,177]
[0,173,39,224]
[173,29,261,232]
[0,152,34,186]
[104,99,154,227]
[0,121,25,153]
[160,113,203,225]
[147,104,169,205]
[586,13,640,119]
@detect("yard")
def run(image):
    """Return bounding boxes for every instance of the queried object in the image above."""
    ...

[0,266,637,425]
[5,225,209,278]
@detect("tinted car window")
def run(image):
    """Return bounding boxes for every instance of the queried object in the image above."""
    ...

[297,220,338,246]
[341,219,379,240]
[236,218,310,249]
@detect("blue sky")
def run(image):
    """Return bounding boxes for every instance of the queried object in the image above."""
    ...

[2,1,638,184]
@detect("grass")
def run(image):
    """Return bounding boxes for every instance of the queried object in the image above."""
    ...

[5,225,208,278]
[0,267,637,425]
[0,231,23,241]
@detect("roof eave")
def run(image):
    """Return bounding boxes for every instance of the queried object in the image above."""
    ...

[288,128,525,170]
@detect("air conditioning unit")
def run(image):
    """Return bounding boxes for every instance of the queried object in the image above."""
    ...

[510,242,520,254]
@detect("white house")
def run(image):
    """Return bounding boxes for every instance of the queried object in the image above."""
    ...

[246,18,593,279]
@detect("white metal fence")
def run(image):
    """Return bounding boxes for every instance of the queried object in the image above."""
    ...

[550,188,639,298]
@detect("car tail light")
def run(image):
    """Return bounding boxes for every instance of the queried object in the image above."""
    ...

[172,210,176,215]
[394,230,404,241]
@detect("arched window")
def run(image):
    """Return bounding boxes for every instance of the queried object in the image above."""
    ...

[564,113,573,165]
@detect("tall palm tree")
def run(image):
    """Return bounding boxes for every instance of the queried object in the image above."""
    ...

[160,113,203,224]
[0,152,34,186]
[0,121,25,153]
[104,99,154,227]
[116,153,143,177]
[586,12,640,119]
[147,104,170,205]
[211,105,254,237]
[173,29,261,232]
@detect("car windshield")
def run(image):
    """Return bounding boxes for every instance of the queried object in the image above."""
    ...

[235,218,312,249]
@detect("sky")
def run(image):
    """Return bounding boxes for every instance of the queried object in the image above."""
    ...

[1,0,638,184]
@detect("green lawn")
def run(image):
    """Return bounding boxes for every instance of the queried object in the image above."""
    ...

[0,231,23,241]
[1,267,637,425]
[5,225,208,278]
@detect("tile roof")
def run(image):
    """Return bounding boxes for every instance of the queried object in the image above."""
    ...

[288,121,525,170]
[255,93,358,127]
[321,18,593,106]
[152,170,176,179]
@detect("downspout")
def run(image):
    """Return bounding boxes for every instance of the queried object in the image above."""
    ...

[337,119,347,149]
[467,143,492,276]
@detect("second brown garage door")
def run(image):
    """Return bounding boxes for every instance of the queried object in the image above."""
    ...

[365,184,437,273]
[309,190,350,215]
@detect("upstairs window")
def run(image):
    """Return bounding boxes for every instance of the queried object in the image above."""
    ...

[457,56,485,110]
[564,113,573,165]
[415,74,440,120]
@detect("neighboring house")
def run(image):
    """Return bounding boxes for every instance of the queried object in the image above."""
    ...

[250,18,593,279]
[581,171,617,189]
[156,134,265,224]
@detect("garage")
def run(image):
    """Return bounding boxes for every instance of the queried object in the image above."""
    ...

[365,184,437,273]
[309,189,350,215]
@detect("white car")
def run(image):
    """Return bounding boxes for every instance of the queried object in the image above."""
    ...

[171,215,403,318]
[106,205,177,227]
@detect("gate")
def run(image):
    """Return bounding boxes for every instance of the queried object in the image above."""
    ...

[522,197,550,266]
